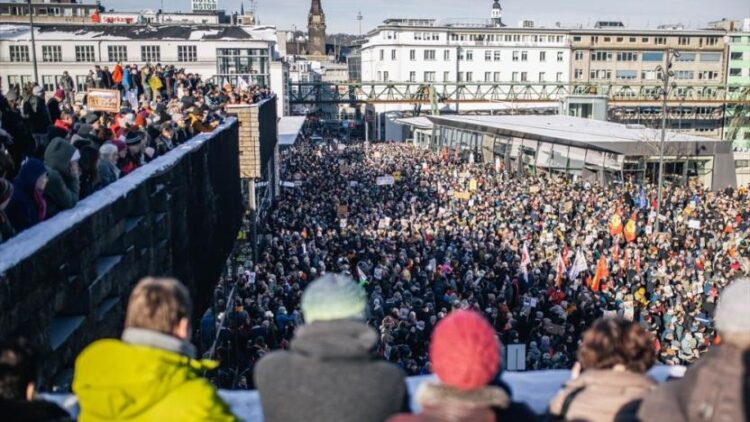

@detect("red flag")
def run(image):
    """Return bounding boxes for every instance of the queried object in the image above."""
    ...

[591,255,608,292]
[612,243,620,262]
[562,244,570,267]
[624,212,637,242]
[634,249,641,270]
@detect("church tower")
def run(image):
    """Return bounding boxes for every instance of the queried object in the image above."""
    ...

[491,0,505,27]
[307,0,327,57]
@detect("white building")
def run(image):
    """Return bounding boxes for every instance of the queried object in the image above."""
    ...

[361,18,570,86]
[98,10,223,25]
[0,23,289,116]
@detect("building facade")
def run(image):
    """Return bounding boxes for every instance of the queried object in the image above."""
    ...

[0,0,99,25]
[726,31,750,147]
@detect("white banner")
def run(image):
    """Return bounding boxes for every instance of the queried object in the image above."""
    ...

[376,176,395,186]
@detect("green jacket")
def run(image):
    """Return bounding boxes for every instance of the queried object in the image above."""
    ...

[72,331,238,422]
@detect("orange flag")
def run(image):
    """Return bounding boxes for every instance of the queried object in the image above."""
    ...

[609,214,623,236]
[624,213,637,242]
[591,255,608,292]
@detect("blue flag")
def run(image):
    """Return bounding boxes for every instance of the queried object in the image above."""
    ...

[639,187,647,209]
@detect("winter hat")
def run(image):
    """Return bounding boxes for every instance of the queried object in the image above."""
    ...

[84,113,100,125]
[715,278,750,335]
[0,178,13,204]
[54,89,64,99]
[124,131,143,146]
[112,139,127,152]
[301,273,367,323]
[430,310,500,390]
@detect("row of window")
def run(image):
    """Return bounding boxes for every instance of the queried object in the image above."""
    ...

[384,48,565,62]
[8,44,197,63]
[572,35,720,46]
[730,51,747,60]
[401,71,565,83]
[449,33,566,43]
[573,50,722,62]
[574,68,721,81]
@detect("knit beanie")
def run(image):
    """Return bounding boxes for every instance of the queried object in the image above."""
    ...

[0,178,13,204]
[430,310,501,390]
[715,278,750,335]
[301,273,367,323]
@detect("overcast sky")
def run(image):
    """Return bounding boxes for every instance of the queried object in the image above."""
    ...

[102,0,750,34]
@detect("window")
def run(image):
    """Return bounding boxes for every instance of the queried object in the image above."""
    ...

[557,51,564,62]
[141,45,160,62]
[521,51,528,61]
[705,37,718,46]
[697,71,718,80]
[484,72,491,82]
[377,71,382,81]
[42,75,62,92]
[700,53,721,62]
[75,45,95,62]
[520,72,528,82]
[410,49,416,61]
[590,69,611,79]
[424,50,436,60]
[603,37,611,42]
[108,45,128,62]
[642,37,649,42]
[42,45,62,62]
[591,51,611,61]
[379,49,384,61]
[676,52,696,62]
[444,71,450,82]
[616,37,624,42]
[458,72,464,82]
[655,37,667,45]
[391,49,396,60]
[424,71,435,82]
[409,71,416,82]
[414,32,422,40]
[9,45,29,62]
[730,52,743,60]
[642,52,664,62]
[538,72,545,82]
[383,71,389,81]
[465,50,473,61]
[493,72,500,82]
[444,50,450,61]
[493,50,501,61]
[629,37,636,42]
[465,72,473,82]
[641,70,662,80]
[616,51,638,61]
[511,72,518,81]
[615,70,637,80]
[485,50,492,61]
[512,51,519,61]
[574,51,583,60]
[730,36,741,43]
[574,69,583,80]
[729,68,742,77]
[539,51,546,62]
[178,45,197,62]
[674,70,694,80]
[556,72,563,82]
[573,36,581,42]
[678,36,690,45]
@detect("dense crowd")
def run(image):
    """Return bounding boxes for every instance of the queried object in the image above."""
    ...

[0,63,272,243]
[202,135,749,388]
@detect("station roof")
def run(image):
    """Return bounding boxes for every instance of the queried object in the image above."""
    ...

[278,116,307,146]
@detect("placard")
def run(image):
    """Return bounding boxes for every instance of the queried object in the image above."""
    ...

[687,219,701,229]
[376,176,395,186]
[337,205,348,218]
[505,344,526,371]
[392,171,401,182]
[453,191,471,200]
[86,89,120,113]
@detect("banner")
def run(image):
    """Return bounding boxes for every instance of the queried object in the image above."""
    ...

[453,191,471,200]
[191,0,217,11]
[281,181,296,188]
[86,89,120,113]
[469,179,477,191]
[376,176,395,186]
[337,205,348,218]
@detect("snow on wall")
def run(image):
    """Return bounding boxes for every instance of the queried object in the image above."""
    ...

[40,366,680,421]
[0,118,237,273]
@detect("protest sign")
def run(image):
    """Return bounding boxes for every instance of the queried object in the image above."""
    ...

[688,219,701,229]
[86,89,120,113]
[453,191,471,200]
[337,205,348,218]
[392,171,402,182]
[376,176,395,186]
[469,179,478,191]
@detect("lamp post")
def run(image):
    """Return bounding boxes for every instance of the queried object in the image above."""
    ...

[654,49,679,233]
[28,0,39,84]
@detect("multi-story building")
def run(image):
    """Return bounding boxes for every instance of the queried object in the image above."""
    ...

[361,18,570,85]
[0,23,289,116]
[0,0,99,25]
[726,26,750,147]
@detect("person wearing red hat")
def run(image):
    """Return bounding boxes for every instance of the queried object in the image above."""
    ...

[389,310,538,422]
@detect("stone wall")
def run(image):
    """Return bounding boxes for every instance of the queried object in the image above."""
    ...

[0,119,243,387]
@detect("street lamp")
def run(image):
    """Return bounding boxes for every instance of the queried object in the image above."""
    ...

[27,0,39,84]
[654,49,679,233]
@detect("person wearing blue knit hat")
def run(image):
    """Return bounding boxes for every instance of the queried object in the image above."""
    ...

[254,273,407,422]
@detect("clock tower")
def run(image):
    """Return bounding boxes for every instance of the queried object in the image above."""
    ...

[307,0,327,57]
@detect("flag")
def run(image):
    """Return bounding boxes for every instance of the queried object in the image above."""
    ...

[562,244,570,267]
[624,214,637,242]
[568,249,587,281]
[222,78,232,91]
[357,266,368,287]
[591,255,609,292]
[555,253,567,288]
[238,76,250,92]
[520,243,531,282]
[609,214,623,236]
[639,187,647,209]
[634,249,641,270]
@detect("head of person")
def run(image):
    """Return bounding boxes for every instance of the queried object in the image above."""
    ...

[125,132,143,154]
[577,318,655,373]
[17,158,48,194]
[0,337,38,401]
[301,273,367,323]
[124,277,192,341]
[715,278,750,349]
[160,123,173,140]
[99,143,119,165]
[429,310,501,390]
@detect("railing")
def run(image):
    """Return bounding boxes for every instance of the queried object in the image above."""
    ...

[0,119,243,387]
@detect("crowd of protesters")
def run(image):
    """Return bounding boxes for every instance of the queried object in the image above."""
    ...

[0,63,272,244]
[199,134,749,392]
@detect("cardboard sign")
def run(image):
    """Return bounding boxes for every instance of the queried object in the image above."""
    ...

[505,344,527,371]
[86,89,120,113]
[392,171,402,182]
[281,181,296,188]
[337,205,348,218]
[469,179,478,191]
[376,176,395,186]
[529,185,540,194]
[687,219,701,229]
[453,191,471,200]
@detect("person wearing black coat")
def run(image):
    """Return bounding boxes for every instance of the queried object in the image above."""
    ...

[6,158,47,232]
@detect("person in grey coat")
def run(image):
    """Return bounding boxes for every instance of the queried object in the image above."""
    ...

[97,143,120,188]
[254,273,408,422]
[638,278,750,422]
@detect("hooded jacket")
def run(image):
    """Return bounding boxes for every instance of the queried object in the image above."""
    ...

[73,328,238,422]
[6,158,47,231]
[43,138,79,217]
[254,320,408,422]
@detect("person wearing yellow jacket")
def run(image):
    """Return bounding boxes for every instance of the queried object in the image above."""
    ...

[72,277,238,422]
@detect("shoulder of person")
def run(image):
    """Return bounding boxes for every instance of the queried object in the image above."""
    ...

[164,378,238,422]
